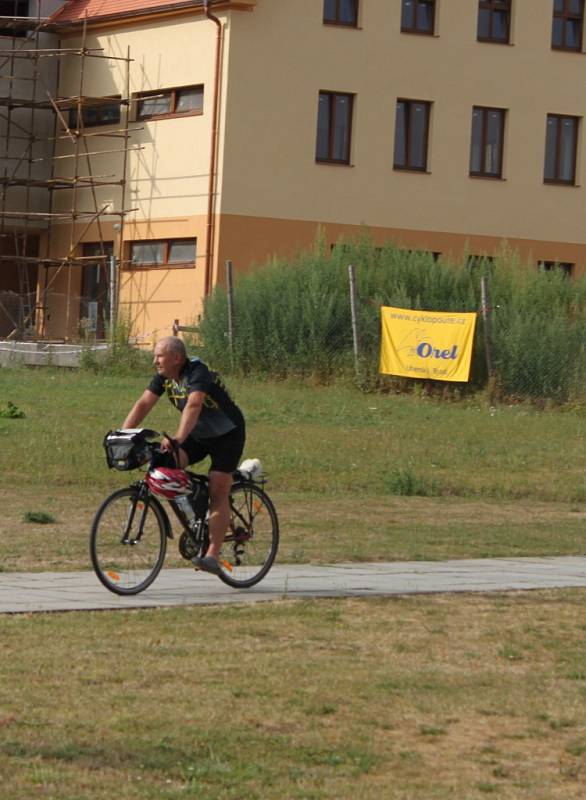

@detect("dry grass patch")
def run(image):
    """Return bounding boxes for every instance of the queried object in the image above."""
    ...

[0,485,584,573]
[1,592,586,798]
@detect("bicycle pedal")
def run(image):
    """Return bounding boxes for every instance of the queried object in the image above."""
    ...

[220,559,233,572]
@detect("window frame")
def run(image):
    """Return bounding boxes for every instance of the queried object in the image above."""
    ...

[476,0,512,44]
[134,85,204,122]
[467,255,496,271]
[538,260,574,276]
[127,238,197,270]
[400,0,436,36]
[469,106,506,179]
[315,90,355,165]
[80,241,113,338]
[0,0,29,37]
[68,96,122,130]
[551,0,584,52]
[393,98,432,172]
[323,0,359,27]
[543,113,580,185]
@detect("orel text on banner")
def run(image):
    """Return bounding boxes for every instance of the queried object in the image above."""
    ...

[379,306,477,382]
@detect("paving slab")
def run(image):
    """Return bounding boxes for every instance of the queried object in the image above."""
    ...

[1,556,586,614]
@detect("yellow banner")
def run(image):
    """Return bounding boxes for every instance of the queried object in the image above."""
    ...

[379,306,477,382]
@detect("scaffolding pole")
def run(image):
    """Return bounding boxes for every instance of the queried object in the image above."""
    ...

[0,9,135,341]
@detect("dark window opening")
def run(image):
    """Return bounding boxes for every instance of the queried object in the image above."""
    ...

[393,99,431,171]
[467,255,496,271]
[316,91,354,164]
[544,113,579,184]
[323,0,358,27]
[0,0,29,37]
[69,97,121,129]
[135,85,203,121]
[129,239,197,268]
[469,106,506,178]
[80,242,113,339]
[477,0,511,44]
[538,260,574,276]
[552,0,584,51]
[401,0,436,35]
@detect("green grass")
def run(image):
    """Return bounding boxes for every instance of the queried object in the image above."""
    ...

[1,366,586,798]
[0,366,584,571]
[1,593,586,799]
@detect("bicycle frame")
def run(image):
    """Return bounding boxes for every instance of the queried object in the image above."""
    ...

[126,480,174,542]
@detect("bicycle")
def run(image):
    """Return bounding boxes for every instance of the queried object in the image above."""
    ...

[90,429,279,596]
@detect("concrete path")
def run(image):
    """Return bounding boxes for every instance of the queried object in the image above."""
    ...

[1,556,586,614]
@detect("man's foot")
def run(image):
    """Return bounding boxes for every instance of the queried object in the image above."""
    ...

[192,555,222,575]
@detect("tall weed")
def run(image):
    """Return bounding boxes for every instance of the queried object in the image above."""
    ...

[198,237,585,403]
[79,315,151,377]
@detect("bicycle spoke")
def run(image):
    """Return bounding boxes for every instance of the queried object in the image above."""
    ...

[90,488,167,595]
[218,483,279,588]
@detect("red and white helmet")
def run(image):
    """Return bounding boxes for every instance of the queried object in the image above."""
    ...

[146,467,192,498]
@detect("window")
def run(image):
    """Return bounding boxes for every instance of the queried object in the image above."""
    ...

[129,239,197,268]
[401,0,436,35]
[467,255,495,271]
[544,114,579,184]
[552,0,584,51]
[538,260,574,276]
[470,107,505,178]
[403,249,442,262]
[80,242,113,338]
[135,85,203,121]
[0,1,28,37]
[393,99,431,171]
[477,0,511,43]
[69,97,121,129]
[316,91,354,164]
[323,0,358,26]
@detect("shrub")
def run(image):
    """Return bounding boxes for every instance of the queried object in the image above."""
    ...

[198,235,586,404]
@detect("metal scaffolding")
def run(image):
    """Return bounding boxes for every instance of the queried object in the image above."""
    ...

[0,7,137,340]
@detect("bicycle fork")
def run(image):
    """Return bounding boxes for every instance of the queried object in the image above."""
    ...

[121,486,151,545]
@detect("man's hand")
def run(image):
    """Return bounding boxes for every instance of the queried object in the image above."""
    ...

[161,434,178,453]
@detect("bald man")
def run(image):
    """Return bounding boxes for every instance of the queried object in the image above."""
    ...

[122,336,245,575]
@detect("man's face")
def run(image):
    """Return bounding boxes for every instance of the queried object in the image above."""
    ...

[153,344,181,378]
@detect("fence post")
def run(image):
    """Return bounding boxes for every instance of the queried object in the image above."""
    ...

[348,263,361,380]
[226,259,234,365]
[109,254,117,334]
[480,275,493,378]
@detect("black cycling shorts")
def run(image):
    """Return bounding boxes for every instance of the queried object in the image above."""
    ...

[181,424,245,474]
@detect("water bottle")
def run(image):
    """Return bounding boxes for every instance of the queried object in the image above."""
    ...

[174,494,196,528]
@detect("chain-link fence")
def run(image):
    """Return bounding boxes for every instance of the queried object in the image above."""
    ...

[194,249,586,405]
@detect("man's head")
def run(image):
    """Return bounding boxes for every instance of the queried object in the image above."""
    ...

[153,336,187,379]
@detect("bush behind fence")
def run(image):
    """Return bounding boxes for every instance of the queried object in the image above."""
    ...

[196,239,586,404]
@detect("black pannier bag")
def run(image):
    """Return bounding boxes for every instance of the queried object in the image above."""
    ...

[103,429,159,471]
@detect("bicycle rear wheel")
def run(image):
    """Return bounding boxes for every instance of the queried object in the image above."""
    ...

[218,482,279,588]
[90,487,167,595]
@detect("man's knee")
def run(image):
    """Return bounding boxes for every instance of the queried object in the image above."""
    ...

[208,471,233,504]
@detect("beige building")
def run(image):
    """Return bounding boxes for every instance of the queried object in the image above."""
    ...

[4,0,586,342]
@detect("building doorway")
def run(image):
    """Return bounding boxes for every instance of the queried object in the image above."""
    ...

[80,242,113,339]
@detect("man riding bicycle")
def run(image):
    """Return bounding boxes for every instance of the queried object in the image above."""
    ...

[122,335,245,575]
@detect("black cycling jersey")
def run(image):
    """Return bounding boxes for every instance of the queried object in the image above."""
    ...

[147,357,244,440]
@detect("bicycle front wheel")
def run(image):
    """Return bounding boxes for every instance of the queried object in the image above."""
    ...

[90,487,167,595]
[218,483,279,588]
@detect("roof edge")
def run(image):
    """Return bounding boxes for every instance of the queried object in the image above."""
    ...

[49,1,254,30]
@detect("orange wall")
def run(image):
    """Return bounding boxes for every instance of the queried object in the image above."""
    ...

[215,214,586,281]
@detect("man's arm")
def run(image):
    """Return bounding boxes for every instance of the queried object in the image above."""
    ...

[122,389,159,429]
[171,390,205,446]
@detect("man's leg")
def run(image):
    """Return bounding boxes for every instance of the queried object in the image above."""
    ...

[205,470,233,560]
